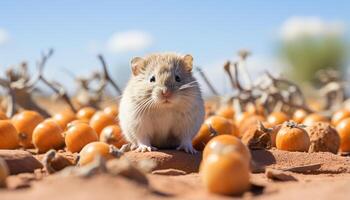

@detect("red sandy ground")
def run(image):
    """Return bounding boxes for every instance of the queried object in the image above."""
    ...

[1,149,350,200]
[1,99,349,199]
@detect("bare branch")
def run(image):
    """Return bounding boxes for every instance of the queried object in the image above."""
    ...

[223,61,236,90]
[40,76,77,112]
[98,55,122,95]
[195,66,219,96]
[232,62,244,91]
[26,48,54,89]
[32,48,77,112]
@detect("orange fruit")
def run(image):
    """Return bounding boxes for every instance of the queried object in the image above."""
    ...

[331,109,350,127]
[103,105,119,118]
[90,111,118,136]
[79,142,115,166]
[11,111,44,148]
[76,107,96,121]
[0,111,8,120]
[192,116,235,151]
[202,135,250,162]
[200,153,250,195]
[53,110,77,129]
[229,120,240,137]
[216,106,235,120]
[238,114,265,136]
[66,120,89,130]
[336,118,350,152]
[32,120,64,153]
[302,113,328,126]
[100,125,127,148]
[65,123,98,153]
[0,120,19,149]
[267,111,289,126]
[292,109,308,124]
[276,121,310,152]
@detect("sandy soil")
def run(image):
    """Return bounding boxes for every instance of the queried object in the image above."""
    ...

[1,98,350,199]
[1,149,350,200]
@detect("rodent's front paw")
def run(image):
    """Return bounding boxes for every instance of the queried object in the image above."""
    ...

[177,143,198,154]
[135,144,157,153]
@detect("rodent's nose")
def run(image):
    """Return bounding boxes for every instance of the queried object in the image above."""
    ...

[161,89,172,98]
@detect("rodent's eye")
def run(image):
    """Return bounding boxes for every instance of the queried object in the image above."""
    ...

[149,75,156,83]
[175,75,181,82]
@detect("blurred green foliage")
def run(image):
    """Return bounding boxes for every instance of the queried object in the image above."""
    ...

[280,36,347,83]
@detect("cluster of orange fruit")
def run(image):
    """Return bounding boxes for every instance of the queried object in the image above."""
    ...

[0,105,127,164]
[1,100,350,195]
[192,102,350,195]
[195,103,350,153]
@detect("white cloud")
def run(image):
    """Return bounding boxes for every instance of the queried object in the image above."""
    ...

[0,29,10,45]
[280,16,345,41]
[107,30,153,53]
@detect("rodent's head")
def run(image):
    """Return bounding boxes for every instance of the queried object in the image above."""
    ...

[129,53,200,108]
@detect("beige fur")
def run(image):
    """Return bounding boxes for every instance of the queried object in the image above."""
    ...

[119,53,205,154]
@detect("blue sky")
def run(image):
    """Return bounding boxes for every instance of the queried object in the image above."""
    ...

[0,0,349,94]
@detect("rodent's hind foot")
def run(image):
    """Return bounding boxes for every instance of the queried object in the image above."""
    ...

[177,143,198,154]
[135,144,158,153]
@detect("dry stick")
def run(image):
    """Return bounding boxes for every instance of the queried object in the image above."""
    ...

[237,49,253,89]
[36,49,77,112]
[98,55,122,95]
[232,62,244,91]
[0,50,54,118]
[223,61,236,90]
[195,67,219,96]
[26,49,55,89]
[39,77,77,112]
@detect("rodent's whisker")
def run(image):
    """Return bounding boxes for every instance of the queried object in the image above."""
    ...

[134,98,153,116]
[179,85,198,90]
[184,80,198,85]
[144,99,155,113]
[179,80,198,89]
[139,98,155,116]
[137,99,152,112]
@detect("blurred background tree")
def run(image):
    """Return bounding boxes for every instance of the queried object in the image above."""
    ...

[279,17,348,84]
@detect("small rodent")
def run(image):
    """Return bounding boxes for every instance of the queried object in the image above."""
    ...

[119,53,205,154]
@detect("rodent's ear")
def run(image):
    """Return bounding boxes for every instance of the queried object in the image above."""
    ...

[183,54,193,72]
[131,57,145,76]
